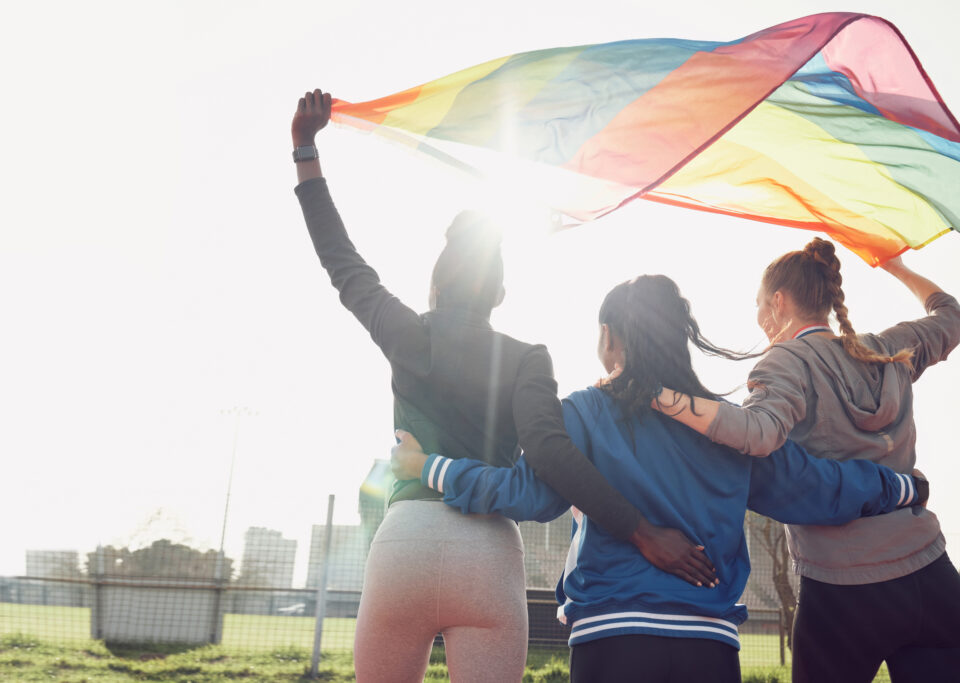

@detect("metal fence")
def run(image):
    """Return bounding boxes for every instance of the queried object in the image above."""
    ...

[0,496,808,675]
[6,498,952,679]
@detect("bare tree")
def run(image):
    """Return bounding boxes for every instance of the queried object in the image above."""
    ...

[745,511,797,650]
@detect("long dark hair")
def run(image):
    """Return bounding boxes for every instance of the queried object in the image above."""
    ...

[763,237,912,366]
[598,275,747,420]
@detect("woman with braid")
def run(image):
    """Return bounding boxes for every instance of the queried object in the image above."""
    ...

[655,237,960,683]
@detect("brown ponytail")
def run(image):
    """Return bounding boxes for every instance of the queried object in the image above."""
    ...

[765,237,913,367]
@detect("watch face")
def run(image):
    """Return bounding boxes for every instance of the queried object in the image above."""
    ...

[294,146,318,162]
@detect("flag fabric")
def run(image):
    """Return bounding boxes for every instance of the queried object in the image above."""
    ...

[331,13,960,265]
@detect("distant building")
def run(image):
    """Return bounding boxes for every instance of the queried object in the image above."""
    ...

[305,460,392,595]
[22,550,85,608]
[358,459,392,534]
[305,523,369,593]
[238,527,296,588]
[26,550,80,578]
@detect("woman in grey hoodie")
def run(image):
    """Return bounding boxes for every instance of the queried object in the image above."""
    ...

[654,237,960,683]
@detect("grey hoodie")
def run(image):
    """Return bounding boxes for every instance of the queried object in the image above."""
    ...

[708,292,960,584]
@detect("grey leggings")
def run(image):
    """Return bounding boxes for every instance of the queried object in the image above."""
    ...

[354,500,528,682]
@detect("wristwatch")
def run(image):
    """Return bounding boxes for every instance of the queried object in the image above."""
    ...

[292,145,319,163]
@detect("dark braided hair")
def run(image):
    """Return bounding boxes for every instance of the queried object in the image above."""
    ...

[763,237,913,366]
[598,275,748,420]
[431,210,504,315]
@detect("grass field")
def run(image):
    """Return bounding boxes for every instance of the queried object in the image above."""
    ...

[0,604,358,652]
[0,603,891,681]
[0,634,793,683]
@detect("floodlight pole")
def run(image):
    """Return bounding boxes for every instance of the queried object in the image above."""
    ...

[310,494,336,678]
[217,406,256,555]
[212,406,256,643]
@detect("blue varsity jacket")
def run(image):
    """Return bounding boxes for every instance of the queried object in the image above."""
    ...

[419,387,921,649]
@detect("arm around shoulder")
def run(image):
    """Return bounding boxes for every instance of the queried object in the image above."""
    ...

[421,452,572,523]
[512,347,642,540]
[748,439,927,525]
[655,351,806,457]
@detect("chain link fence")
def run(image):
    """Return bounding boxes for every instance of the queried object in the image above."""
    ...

[3,480,956,678]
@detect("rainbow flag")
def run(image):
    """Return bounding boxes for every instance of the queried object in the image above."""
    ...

[331,13,960,265]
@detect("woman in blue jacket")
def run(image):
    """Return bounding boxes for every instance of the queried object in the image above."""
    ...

[391,274,926,683]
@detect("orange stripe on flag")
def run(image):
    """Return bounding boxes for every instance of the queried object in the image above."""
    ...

[332,87,424,126]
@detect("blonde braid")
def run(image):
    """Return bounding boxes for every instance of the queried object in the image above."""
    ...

[806,239,913,367]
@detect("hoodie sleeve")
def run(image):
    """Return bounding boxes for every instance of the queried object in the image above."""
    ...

[748,439,921,524]
[706,349,810,456]
[875,292,960,382]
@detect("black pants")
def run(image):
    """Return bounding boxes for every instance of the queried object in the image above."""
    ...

[793,552,960,683]
[569,633,740,683]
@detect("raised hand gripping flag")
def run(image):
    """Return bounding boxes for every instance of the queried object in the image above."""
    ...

[331,13,960,265]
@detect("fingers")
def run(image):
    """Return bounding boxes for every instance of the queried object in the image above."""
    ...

[294,89,333,127]
[687,558,717,588]
[688,545,718,587]
[691,546,716,575]
[389,445,408,479]
[669,545,717,588]
[912,469,929,507]
[395,429,423,450]
[674,569,701,587]
[303,89,324,111]
[672,559,714,588]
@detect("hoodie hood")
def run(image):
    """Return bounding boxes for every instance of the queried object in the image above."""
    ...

[787,336,904,432]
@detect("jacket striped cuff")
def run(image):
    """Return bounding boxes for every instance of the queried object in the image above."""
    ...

[421,454,453,494]
[896,473,916,507]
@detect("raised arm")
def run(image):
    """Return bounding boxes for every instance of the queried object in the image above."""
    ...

[291,89,423,360]
[291,89,329,183]
[881,255,944,304]
[877,256,960,380]
[747,439,928,524]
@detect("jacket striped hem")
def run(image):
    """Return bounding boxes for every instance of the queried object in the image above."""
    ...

[568,610,742,649]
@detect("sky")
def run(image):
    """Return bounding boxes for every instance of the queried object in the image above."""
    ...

[2,0,959,584]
